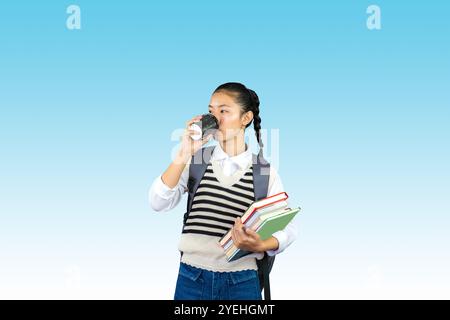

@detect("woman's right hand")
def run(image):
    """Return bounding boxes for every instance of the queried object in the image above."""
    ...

[178,115,213,161]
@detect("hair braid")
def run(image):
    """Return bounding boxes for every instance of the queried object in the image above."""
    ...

[247,89,264,156]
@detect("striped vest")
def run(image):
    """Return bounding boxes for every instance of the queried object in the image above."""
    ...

[178,163,258,272]
[182,162,255,238]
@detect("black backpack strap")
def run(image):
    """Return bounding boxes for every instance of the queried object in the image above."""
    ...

[252,153,270,201]
[183,146,215,225]
[252,153,274,301]
[260,254,271,300]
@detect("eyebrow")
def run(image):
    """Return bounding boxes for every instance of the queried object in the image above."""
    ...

[208,104,230,108]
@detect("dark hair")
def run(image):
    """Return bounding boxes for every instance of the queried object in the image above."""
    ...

[213,82,263,156]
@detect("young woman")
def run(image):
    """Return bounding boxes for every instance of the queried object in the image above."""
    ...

[149,82,297,300]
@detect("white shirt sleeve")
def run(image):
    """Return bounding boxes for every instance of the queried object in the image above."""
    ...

[148,163,190,212]
[265,166,299,257]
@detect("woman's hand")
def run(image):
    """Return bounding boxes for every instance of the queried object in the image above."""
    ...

[231,217,280,253]
[177,115,212,162]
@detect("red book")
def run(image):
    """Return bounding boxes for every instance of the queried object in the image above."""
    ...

[218,191,289,246]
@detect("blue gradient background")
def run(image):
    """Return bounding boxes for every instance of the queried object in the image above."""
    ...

[0,1,449,299]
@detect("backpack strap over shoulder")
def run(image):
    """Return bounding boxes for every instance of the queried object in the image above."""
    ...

[252,153,270,201]
[183,145,215,227]
[253,153,274,301]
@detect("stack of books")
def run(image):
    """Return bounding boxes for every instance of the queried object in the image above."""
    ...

[219,191,301,262]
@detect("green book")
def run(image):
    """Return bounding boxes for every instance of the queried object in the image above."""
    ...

[226,207,301,262]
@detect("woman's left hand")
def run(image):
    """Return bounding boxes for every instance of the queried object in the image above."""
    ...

[231,217,265,253]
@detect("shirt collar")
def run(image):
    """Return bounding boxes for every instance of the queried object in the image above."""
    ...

[211,143,252,170]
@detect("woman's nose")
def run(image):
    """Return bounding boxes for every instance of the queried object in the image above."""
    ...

[216,116,224,127]
[210,110,220,119]
[210,111,221,124]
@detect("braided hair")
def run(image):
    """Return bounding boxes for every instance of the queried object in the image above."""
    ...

[213,82,264,156]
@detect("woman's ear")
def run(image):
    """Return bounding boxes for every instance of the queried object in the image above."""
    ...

[241,111,254,127]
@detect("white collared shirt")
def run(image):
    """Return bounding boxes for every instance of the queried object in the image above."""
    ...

[148,143,298,256]
[212,142,253,176]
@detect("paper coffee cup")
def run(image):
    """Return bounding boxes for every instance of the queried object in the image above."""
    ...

[189,114,219,140]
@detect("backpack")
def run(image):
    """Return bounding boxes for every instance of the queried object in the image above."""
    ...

[181,146,275,300]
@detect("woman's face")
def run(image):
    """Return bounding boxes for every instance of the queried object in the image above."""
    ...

[208,91,253,143]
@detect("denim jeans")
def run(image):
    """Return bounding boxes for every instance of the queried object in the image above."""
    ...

[174,262,262,300]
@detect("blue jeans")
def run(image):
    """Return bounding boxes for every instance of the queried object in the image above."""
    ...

[174,262,262,300]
